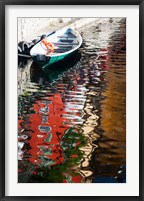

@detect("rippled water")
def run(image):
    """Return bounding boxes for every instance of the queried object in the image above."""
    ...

[18,18,126,183]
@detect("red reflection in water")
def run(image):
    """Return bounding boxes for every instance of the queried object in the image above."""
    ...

[18,91,84,182]
[19,94,69,166]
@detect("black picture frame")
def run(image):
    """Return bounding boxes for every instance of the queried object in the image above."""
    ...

[0,0,143,200]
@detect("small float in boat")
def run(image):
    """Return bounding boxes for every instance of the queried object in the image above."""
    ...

[30,28,83,69]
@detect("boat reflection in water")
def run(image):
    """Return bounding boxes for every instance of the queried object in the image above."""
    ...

[30,51,81,84]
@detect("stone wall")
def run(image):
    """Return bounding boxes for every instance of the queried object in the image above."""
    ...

[18,18,74,42]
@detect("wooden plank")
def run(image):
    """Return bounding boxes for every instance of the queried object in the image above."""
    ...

[53,42,79,46]
[55,47,72,51]
[57,36,76,40]
[55,45,73,49]
[54,47,72,53]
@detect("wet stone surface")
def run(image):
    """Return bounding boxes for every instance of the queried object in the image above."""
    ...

[18,18,126,183]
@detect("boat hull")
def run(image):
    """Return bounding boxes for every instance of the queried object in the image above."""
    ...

[30,28,82,70]
[32,52,71,69]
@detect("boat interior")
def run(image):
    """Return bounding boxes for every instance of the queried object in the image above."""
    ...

[52,31,79,54]
[30,28,82,56]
